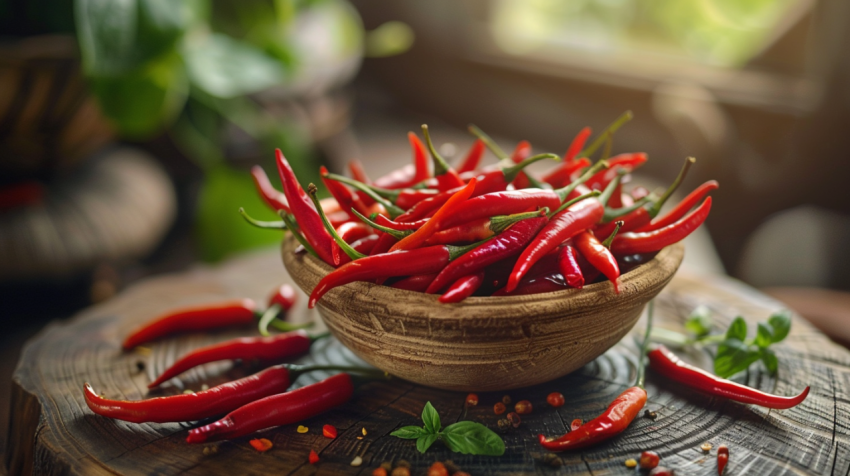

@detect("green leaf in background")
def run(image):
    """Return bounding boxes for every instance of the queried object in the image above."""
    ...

[768,310,791,343]
[365,21,415,58]
[725,317,748,341]
[761,348,778,375]
[91,53,188,137]
[755,322,773,348]
[685,305,712,338]
[441,421,506,456]
[76,0,188,76]
[714,338,760,378]
[416,434,438,454]
[196,164,283,262]
[390,426,425,440]
[421,402,441,434]
[183,33,284,98]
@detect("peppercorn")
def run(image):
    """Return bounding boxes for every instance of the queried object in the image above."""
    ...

[644,409,657,420]
[515,400,532,415]
[502,395,512,405]
[640,450,660,469]
[494,402,506,414]
[507,412,521,428]
[546,392,565,408]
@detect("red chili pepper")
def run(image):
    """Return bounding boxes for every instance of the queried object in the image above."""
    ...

[558,245,584,289]
[267,284,297,312]
[320,166,370,218]
[422,125,466,191]
[456,139,485,174]
[0,181,45,211]
[438,272,485,303]
[309,449,320,464]
[425,218,491,245]
[508,140,534,189]
[123,299,258,350]
[610,197,711,255]
[574,229,621,293]
[372,214,428,231]
[547,392,565,408]
[249,438,273,452]
[634,180,719,233]
[84,365,294,423]
[309,242,479,308]
[564,127,592,162]
[373,133,430,189]
[717,445,729,475]
[332,221,374,266]
[348,159,375,206]
[277,150,335,265]
[493,272,568,296]
[147,331,316,388]
[640,451,660,469]
[323,424,338,439]
[186,373,354,443]
[350,234,380,255]
[539,301,655,451]
[542,157,591,188]
[250,166,290,212]
[437,189,561,232]
[427,214,548,293]
[390,273,439,292]
[581,153,647,190]
[647,345,809,409]
[389,178,478,252]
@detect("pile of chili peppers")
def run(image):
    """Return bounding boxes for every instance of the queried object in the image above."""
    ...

[247,113,717,305]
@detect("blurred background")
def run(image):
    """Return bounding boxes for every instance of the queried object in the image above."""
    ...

[2,0,850,463]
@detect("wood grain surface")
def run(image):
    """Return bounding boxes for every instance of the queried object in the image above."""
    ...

[6,246,849,475]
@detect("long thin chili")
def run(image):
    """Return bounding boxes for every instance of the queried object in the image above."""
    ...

[574,228,621,293]
[438,272,485,303]
[634,180,718,233]
[456,139,485,174]
[251,166,290,212]
[389,178,478,252]
[558,245,584,289]
[610,197,711,255]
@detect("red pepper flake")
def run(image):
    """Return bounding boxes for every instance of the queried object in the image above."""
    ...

[570,419,583,431]
[640,450,660,469]
[515,400,533,415]
[546,392,565,408]
[494,402,506,415]
[323,424,338,439]
[309,449,320,464]
[428,462,449,476]
[249,438,273,452]
[717,445,729,475]
[465,393,479,406]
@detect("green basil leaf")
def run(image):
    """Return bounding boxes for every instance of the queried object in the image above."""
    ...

[440,421,506,456]
[421,402,441,434]
[714,338,760,378]
[390,426,425,440]
[685,305,712,337]
[182,33,283,98]
[761,348,778,375]
[416,433,438,453]
[725,317,748,341]
[768,310,791,343]
[755,323,773,349]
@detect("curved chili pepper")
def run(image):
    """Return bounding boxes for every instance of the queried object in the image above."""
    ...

[186,373,354,443]
[425,217,491,245]
[391,273,439,292]
[542,157,591,188]
[558,245,584,289]
[717,445,729,475]
[251,166,290,212]
[439,272,485,303]
[647,345,810,409]
[539,299,654,451]
[610,197,711,255]
[123,299,258,350]
[574,229,621,293]
[421,125,465,191]
[148,331,318,388]
[372,214,428,231]
[320,166,370,218]
[347,159,375,206]
[506,193,603,292]
[581,153,647,192]
[508,140,534,189]
[437,189,561,231]
[564,127,592,162]
[267,284,297,312]
[373,133,430,189]
[634,180,719,233]
[331,221,374,266]
[427,214,548,293]
[277,150,335,265]
[309,242,480,308]
[456,139,485,174]
[389,178,478,252]
[349,234,379,255]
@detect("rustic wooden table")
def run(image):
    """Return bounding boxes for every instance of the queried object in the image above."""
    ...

[6,247,849,475]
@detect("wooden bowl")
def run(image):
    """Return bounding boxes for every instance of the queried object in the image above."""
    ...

[283,237,684,391]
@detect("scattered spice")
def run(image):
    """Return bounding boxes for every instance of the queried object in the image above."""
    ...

[640,450,660,469]
[701,442,712,453]
[200,384,209,391]
[717,445,729,475]
[396,460,411,468]
[428,462,449,476]
[183,389,194,395]
[381,461,393,472]
[546,392,565,408]
[465,393,479,406]
[135,361,145,372]
[497,419,511,432]
[644,409,657,420]
[649,467,674,476]
[323,424,337,439]
[249,438,273,452]
[351,456,363,467]
[372,468,387,476]
[363,427,368,436]
[542,453,562,468]
[502,395,512,405]
[624,458,637,468]
[202,445,219,456]
[297,425,309,433]
[570,419,583,431]
[515,400,532,415]
[507,412,521,428]
[494,402,506,415]
[391,467,410,476]
[309,449,320,464]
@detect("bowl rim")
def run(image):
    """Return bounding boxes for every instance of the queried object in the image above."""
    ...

[282,235,684,310]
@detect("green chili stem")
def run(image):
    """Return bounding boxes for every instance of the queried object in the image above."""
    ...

[636,300,654,389]
[421,125,452,176]
[239,208,287,230]
[489,209,548,234]
[322,173,405,218]
[503,154,559,184]
[549,191,601,218]
[601,221,624,248]
[647,157,695,218]
[258,304,282,337]
[597,169,626,207]
[351,209,413,240]
[308,184,366,261]
[468,124,509,159]
[554,160,609,202]
[580,111,633,159]
[602,196,653,222]
[279,212,318,258]
[446,238,491,261]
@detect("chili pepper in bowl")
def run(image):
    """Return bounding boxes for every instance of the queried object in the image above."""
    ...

[421,125,465,191]
[438,272,486,303]
[539,300,654,451]
[634,180,718,233]
[557,245,585,289]
[574,222,623,294]
[647,345,809,409]
[455,139,485,174]
[610,197,712,255]
[389,178,478,252]
[251,166,290,212]
[373,132,430,190]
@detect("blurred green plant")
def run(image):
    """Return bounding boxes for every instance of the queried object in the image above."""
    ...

[73,0,412,261]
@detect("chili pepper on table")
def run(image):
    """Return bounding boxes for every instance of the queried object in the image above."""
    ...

[717,445,729,475]
[186,373,355,443]
[277,150,336,265]
[426,212,549,293]
[373,132,430,189]
[309,241,484,308]
[455,139,485,174]
[647,345,810,409]
[574,222,623,293]
[438,271,486,303]
[147,330,328,388]
[85,363,364,424]
[539,300,654,451]
[633,180,718,233]
[610,197,712,255]
[251,166,290,212]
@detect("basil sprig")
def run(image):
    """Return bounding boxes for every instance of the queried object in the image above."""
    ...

[391,402,505,456]
[713,310,791,378]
